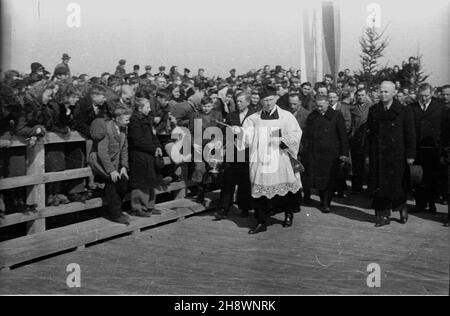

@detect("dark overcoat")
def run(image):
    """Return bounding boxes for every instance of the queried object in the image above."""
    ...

[441,107,450,194]
[350,102,371,154]
[127,111,161,191]
[366,100,416,198]
[409,99,446,181]
[303,107,349,191]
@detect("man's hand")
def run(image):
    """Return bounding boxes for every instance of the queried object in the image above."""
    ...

[339,156,350,164]
[120,167,129,180]
[155,147,163,157]
[110,171,120,183]
[231,126,241,135]
[154,117,162,124]
[407,158,414,165]
[28,136,38,147]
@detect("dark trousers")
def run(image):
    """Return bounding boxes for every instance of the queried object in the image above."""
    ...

[415,149,439,208]
[336,163,349,192]
[253,191,297,224]
[372,196,406,216]
[131,188,155,212]
[220,163,252,212]
[104,176,128,219]
[319,189,333,206]
[65,142,86,195]
[351,148,366,191]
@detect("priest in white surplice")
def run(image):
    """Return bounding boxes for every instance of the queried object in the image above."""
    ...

[239,86,303,234]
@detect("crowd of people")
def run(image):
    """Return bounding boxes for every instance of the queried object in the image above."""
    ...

[0,53,449,233]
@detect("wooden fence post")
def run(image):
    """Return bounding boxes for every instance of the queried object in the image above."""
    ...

[26,139,46,234]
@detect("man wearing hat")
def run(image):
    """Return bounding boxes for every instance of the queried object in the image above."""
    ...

[53,66,71,84]
[240,86,302,234]
[157,66,169,80]
[132,65,140,77]
[115,59,127,78]
[193,68,207,87]
[226,69,237,85]
[366,81,416,227]
[140,65,154,81]
[182,68,191,82]
[54,53,71,77]
[29,62,46,83]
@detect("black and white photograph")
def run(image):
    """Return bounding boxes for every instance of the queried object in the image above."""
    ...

[0,0,449,299]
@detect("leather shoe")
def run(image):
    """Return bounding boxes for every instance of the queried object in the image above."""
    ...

[151,208,162,215]
[282,213,293,227]
[427,204,437,213]
[214,209,228,220]
[248,223,267,234]
[374,213,382,227]
[110,214,130,225]
[381,216,391,226]
[399,208,408,224]
[196,193,205,204]
[321,206,331,213]
[130,210,151,217]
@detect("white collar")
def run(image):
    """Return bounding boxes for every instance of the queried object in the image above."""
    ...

[263,105,278,116]
[420,99,432,110]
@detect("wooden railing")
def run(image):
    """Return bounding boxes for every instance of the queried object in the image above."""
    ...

[0,131,190,235]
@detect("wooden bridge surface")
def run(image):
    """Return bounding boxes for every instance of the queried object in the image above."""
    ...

[0,194,448,295]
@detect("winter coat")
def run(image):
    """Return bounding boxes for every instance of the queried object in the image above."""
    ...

[366,100,416,198]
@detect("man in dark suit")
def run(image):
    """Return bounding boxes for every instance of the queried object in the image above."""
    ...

[215,92,256,219]
[303,96,349,213]
[139,65,154,82]
[350,88,372,193]
[441,106,450,226]
[366,81,416,227]
[409,83,447,213]
[328,90,352,197]
[299,82,316,112]
[289,93,311,206]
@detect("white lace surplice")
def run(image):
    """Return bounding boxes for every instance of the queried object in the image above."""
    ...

[241,106,303,199]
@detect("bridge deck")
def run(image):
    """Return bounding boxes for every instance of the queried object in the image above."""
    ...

[0,194,448,295]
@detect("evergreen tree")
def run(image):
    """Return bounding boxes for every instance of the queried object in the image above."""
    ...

[355,24,389,89]
[408,54,430,89]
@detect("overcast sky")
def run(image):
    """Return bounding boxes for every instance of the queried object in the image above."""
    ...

[2,0,449,85]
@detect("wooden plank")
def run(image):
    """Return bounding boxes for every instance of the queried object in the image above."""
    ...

[0,198,103,228]
[0,180,196,228]
[44,131,86,144]
[0,168,92,190]
[25,141,46,234]
[9,131,87,148]
[0,196,214,269]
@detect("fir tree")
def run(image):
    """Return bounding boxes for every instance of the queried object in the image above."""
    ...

[356,24,389,89]
[409,54,430,89]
